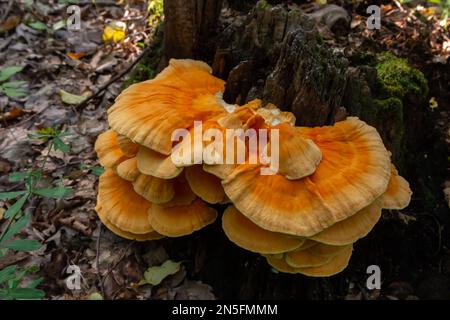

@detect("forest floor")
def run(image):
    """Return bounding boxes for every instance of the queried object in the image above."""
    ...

[0,0,449,300]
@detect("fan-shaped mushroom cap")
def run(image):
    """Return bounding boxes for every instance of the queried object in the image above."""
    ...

[185,165,226,204]
[116,157,140,182]
[95,129,128,169]
[222,117,391,237]
[117,134,139,157]
[295,245,353,277]
[137,146,183,179]
[98,169,153,234]
[310,202,382,245]
[379,164,412,209]
[107,59,228,155]
[148,199,217,237]
[222,206,304,254]
[158,174,197,207]
[275,123,322,179]
[285,247,332,268]
[132,173,175,204]
[96,202,163,241]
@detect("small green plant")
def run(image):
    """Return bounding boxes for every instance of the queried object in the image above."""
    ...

[79,163,105,176]
[147,0,164,26]
[0,66,28,98]
[0,127,73,300]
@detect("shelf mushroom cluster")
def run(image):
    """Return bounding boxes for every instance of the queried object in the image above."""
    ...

[94,59,412,277]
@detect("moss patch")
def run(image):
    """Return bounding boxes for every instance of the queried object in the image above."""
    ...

[375,52,429,99]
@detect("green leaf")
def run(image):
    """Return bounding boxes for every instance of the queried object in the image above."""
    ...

[1,214,31,243]
[28,21,48,31]
[1,239,41,252]
[4,194,28,219]
[2,81,27,89]
[53,137,70,153]
[0,66,23,82]
[0,190,27,201]
[141,260,181,286]
[52,20,66,31]
[59,89,86,105]
[89,292,103,300]
[26,277,43,289]
[90,166,105,176]
[2,87,28,97]
[9,172,28,182]
[34,187,72,199]
[0,265,17,284]
[7,287,45,299]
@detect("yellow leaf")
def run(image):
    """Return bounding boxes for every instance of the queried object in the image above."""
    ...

[429,97,438,110]
[59,89,87,105]
[140,260,181,286]
[102,21,126,43]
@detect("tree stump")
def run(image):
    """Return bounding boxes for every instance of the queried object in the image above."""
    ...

[156,0,446,299]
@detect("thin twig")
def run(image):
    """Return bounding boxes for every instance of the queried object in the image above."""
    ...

[76,47,151,110]
[95,224,105,298]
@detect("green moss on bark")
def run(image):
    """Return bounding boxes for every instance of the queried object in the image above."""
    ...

[375,52,429,99]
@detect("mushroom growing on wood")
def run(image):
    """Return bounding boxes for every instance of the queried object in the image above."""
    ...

[93,58,413,279]
[222,205,304,254]
[185,165,227,204]
[97,169,154,235]
[379,164,412,209]
[148,199,217,237]
[107,59,230,155]
[95,129,129,169]
[222,117,391,237]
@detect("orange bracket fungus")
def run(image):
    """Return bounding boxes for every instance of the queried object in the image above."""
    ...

[94,59,412,277]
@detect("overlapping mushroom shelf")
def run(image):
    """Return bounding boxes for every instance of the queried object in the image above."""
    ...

[94,59,412,277]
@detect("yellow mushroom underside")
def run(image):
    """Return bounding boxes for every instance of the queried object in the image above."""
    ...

[222,206,304,254]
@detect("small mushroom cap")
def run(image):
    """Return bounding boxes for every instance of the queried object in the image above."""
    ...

[107,59,226,155]
[275,123,322,179]
[265,254,300,274]
[222,117,391,237]
[295,245,353,277]
[295,239,317,251]
[379,164,412,209]
[310,202,382,245]
[311,243,351,257]
[222,206,304,254]
[148,199,217,237]
[137,146,183,179]
[117,134,139,157]
[96,202,163,241]
[185,165,226,204]
[285,247,332,268]
[132,173,175,204]
[116,157,140,182]
[255,103,296,126]
[98,169,153,234]
[95,129,128,169]
[158,174,197,208]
